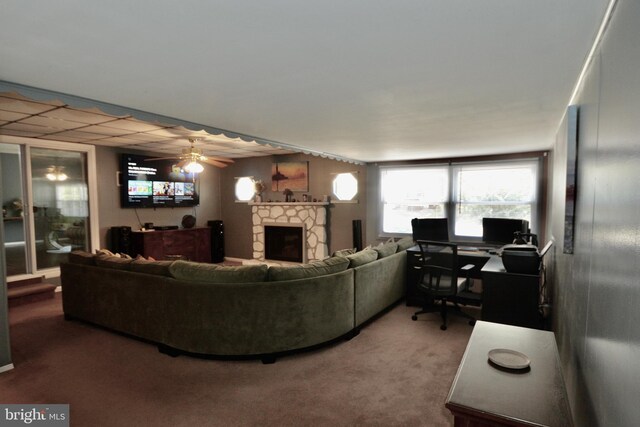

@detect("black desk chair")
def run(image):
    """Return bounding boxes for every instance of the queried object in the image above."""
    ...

[411,240,477,330]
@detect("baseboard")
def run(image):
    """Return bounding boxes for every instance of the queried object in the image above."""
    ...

[0,363,15,374]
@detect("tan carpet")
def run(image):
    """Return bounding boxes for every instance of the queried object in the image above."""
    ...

[2,294,476,426]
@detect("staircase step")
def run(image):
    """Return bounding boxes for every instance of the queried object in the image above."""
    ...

[7,276,46,289]
[8,283,57,307]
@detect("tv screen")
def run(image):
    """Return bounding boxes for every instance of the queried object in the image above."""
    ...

[482,218,529,245]
[120,153,199,208]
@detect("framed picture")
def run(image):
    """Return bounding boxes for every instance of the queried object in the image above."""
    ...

[271,161,309,192]
[563,105,579,254]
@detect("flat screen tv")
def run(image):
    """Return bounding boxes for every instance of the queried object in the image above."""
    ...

[120,153,199,208]
[482,218,529,245]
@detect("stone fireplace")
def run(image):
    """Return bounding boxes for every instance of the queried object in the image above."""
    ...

[251,202,329,263]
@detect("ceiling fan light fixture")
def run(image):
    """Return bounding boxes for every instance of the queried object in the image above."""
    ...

[184,160,204,174]
[46,166,68,181]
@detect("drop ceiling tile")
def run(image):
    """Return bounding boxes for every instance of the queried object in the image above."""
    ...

[145,128,188,138]
[79,124,135,136]
[53,130,110,140]
[0,97,58,115]
[94,136,147,145]
[42,134,94,143]
[0,110,31,122]
[0,128,43,137]
[42,108,114,125]
[0,92,65,106]
[2,122,59,134]
[120,133,171,142]
[21,115,87,130]
[101,118,166,133]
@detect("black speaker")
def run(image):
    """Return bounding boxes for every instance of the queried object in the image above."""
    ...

[352,219,363,252]
[208,220,224,263]
[110,226,132,255]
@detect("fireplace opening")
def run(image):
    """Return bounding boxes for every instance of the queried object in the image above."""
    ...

[264,224,306,263]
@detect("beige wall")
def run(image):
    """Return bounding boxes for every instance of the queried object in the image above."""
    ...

[95,146,222,249]
[219,154,367,259]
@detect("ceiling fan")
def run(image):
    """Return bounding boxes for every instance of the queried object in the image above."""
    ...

[145,137,234,172]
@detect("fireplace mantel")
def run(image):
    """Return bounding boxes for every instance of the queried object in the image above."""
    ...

[251,203,328,262]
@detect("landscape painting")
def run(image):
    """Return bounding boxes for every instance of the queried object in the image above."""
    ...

[271,161,309,192]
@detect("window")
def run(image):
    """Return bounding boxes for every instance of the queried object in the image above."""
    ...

[380,159,540,239]
[235,177,255,201]
[452,162,537,237]
[380,167,449,234]
[332,173,358,201]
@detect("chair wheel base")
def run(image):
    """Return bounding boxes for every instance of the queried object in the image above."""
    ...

[411,315,418,321]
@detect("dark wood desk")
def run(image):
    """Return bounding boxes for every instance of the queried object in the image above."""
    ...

[446,321,573,427]
[406,246,543,328]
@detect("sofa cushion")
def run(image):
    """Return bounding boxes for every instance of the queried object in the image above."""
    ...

[68,250,96,265]
[373,242,398,259]
[332,248,356,257]
[267,256,350,281]
[169,260,268,283]
[130,258,173,277]
[95,254,133,270]
[396,236,415,251]
[345,248,378,268]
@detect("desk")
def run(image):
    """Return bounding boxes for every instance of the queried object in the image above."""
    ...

[406,245,542,329]
[481,256,542,329]
[445,321,573,426]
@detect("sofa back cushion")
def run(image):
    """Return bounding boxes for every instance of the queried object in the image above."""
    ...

[95,254,133,270]
[130,258,173,277]
[395,236,415,251]
[68,250,96,266]
[373,242,399,259]
[345,248,378,268]
[267,256,350,281]
[169,260,268,283]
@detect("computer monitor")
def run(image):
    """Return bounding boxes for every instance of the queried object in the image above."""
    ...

[482,218,529,245]
[411,218,449,242]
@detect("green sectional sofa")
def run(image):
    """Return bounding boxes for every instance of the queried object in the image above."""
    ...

[60,238,412,362]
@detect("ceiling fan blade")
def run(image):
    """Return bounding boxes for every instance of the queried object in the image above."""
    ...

[144,156,181,161]
[205,156,235,163]
[177,160,189,168]
[201,158,229,168]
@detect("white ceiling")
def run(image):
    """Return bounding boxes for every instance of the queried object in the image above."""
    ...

[0,1,609,163]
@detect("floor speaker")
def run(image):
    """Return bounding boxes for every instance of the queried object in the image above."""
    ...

[110,226,132,255]
[352,219,363,252]
[208,220,224,263]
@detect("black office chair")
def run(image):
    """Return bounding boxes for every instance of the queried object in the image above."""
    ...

[411,240,477,330]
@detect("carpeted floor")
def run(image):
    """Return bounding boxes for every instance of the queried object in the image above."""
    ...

[2,294,477,426]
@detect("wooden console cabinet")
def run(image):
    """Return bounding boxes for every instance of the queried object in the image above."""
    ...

[131,228,211,262]
[446,321,573,426]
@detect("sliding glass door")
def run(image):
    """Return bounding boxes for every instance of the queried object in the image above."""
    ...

[0,136,98,279]
[30,147,90,270]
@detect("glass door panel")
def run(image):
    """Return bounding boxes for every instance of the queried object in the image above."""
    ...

[1,143,27,276]
[30,148,89,270]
